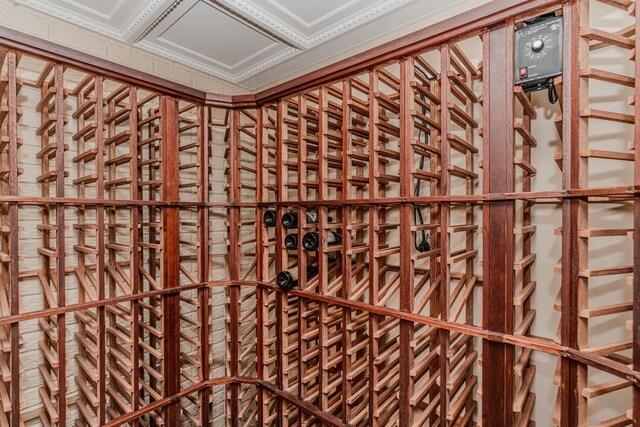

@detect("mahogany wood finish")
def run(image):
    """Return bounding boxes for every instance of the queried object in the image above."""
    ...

[0,0,638,425]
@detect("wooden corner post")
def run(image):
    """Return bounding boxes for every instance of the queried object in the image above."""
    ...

[161,95,181,425]
[482,22,516,427]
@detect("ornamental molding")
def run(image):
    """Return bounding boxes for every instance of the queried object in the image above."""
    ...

[233,47,299,81]
[218,0,416,49]
[13,0,450,86]
[14,0,125,40]
[122,0,167,40]
[136,39,238,82]
[133,0,184,42]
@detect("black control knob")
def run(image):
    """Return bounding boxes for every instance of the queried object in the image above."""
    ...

[531,39,544,52]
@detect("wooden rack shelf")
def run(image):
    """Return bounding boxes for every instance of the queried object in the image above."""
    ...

[0,0,639,425]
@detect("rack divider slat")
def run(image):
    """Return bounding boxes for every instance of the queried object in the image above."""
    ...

[0,0,638,425]
[634,0,640,421]
[7,49,20,427]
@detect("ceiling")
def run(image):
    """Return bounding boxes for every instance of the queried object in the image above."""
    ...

[13,0,489,90]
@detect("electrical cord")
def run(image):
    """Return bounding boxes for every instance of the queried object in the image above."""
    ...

[413,65,435,253]
[547,78,558,104]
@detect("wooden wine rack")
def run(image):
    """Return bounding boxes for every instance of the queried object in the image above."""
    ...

[0,0,639,425]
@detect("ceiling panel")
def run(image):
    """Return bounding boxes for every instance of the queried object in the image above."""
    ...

[261,0,363,28]
[156,1,278,69]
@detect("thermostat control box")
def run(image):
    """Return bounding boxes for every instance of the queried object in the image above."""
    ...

[514,15,563,90]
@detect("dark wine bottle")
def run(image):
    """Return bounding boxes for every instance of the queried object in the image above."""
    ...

[284,233,298,250]
[281,211,298,229]
[302,230,342,251]
[276,266,319,291]
[281,211,334,229]
[263,210,277,227]
[416,238,431,252]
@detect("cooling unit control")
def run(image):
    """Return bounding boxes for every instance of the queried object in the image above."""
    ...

[514,14,563,92]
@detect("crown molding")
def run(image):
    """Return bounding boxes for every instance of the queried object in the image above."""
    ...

[307,0,415,46]
[261,0,361,30]
[14,0,125,39]
[132,0,185,42]
[216,0,307,47]
[123,0,170,41]
[234,46,299,81]
[12,0,439,87]
[14,0,174,42]
[135,39,241,83]
[219,0,417,49]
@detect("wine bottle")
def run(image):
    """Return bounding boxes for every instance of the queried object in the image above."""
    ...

[276,266,319,291]
[263,210,277,227]
[281,211,298,229]
[281,211,334,229]
[284,233,298,250]
[416,238,431,252]
[302,230,341,251]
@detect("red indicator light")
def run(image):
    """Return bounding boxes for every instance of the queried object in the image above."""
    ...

[520,67,528,78]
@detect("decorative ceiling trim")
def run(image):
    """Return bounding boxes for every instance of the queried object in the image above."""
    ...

[150,35,281,70]
[234,46,299,81]
[307,0,415,46]
[13,0,456,88]
[218,0,417,49]
[122,0,169,40]
[136,38,299,85]
[14,0,125,39]
[208,0,297,48]
[57,0,120,21]
[135,39,239,82]
[237,0,472,87]
[215,0,307,47]
[133,0,185,42]
[261,0,362,29]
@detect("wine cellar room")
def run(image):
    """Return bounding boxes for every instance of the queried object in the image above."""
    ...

[0,0,639,425]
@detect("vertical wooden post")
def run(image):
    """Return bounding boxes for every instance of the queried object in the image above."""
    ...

[255,105,264,426]
[316,88,328,413]
[340,79,350,424]
[367,69,378,425]
[228,108,240,427]
[399,57,414,426]
[7,50,19,427]
[94,75,106,426]
[198,104,211,427]
[275,99,285,426]
[161,96,181,425]
[482,23,515,427]
[634,0,640,423]
[130,87,141,418]
[560,3,586,426]
[54,63,67,427]
[439,44,452,423]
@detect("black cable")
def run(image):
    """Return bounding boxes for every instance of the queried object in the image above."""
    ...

[547,78,558,104]
[413,65,435,252]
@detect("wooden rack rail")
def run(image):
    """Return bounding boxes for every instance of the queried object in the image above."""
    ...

[0,0,638,425]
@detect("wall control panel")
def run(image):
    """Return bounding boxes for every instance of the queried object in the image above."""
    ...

[514,15,563,91]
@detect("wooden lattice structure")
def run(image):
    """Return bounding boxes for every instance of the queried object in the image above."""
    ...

[0,0,639,425]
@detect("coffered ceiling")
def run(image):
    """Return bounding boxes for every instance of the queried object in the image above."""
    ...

[13,0,489,90]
